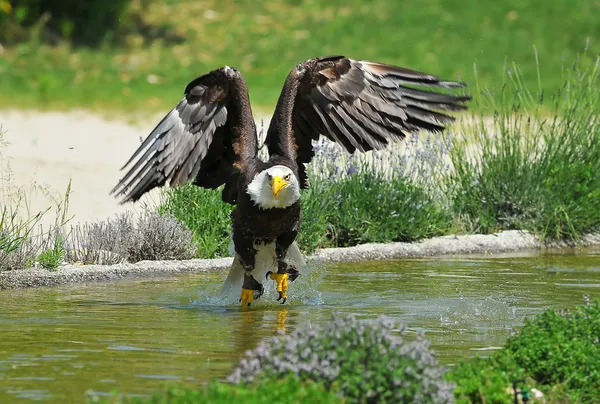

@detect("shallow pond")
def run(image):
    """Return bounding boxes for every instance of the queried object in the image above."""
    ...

[1,248,600,402]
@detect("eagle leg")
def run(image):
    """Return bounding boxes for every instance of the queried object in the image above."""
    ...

[240,272,264,307]
[266,263,301,304]
[267,231,301,303]
[266,271,288,304]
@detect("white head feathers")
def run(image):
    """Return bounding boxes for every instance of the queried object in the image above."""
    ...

[247,165,301,209]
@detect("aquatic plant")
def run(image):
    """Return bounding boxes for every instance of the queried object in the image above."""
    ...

[448,298,600,403]
[228,313,454,403]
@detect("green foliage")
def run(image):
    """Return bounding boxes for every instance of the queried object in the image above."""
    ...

[94,376,341,404]
[159,168,450,258]
[157,184,232,259]
[294,181,332,253]
[448,356,516,404]
[325,171,450,246]
[502,299,600,401]
[447,55,600,241]
[448,299,600,403]
[1,0,599,111]
[37,234,64,269]
[0,0,129,45]
[229,313,454,403]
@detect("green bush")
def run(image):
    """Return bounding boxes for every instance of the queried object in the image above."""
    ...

[448,298,600,403]
[0,0,129,45]
[447,55,600,241]
[94,375,341,404]
[229,313,454,403]
[325,171,450,246]
[157,184,232,259]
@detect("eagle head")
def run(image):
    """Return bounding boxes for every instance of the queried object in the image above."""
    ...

[247,165,300,209]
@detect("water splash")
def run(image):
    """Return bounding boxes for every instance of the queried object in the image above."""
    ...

[191,255,326,308]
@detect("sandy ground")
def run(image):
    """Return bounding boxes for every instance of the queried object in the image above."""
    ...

[0,109,272,227]
[0,108,488,229]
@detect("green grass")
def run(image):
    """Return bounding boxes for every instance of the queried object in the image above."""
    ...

[447,55,600,241]
[157,184,233,258]
[447,298,600,403]
[0,0,598,113]
[159,53,600,258]
[93,375,341,404]
[157,169,450,258]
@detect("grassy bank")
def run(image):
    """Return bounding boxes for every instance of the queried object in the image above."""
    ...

[94,300,600,403]
[0,0,598,113]
[1,53,599,270]
[159,54,600,258]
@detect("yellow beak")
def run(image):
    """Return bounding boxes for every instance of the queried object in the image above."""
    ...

[272,175,288,196]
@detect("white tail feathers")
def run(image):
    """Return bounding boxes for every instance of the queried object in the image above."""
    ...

[219,240,306,300]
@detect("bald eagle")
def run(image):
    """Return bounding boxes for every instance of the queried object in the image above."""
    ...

[111,56,470,306]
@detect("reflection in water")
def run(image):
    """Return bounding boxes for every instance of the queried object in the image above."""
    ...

[233,308,291,355]
[277,309,289,333]
[0,248,599,402]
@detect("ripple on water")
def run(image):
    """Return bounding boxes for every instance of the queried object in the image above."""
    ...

[1,249,599,402]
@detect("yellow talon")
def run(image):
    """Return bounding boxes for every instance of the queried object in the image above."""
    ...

[269,272,289,302]
[240,288,255,307]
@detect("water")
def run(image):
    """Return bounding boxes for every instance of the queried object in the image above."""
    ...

[1,248,599,402]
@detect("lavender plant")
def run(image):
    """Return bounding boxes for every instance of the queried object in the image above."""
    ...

[228,313,455,403]
[65,211,197,264]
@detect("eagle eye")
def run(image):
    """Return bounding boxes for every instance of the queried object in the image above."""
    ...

[284,174,291,181]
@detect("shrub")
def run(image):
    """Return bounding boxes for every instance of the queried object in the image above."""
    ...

[228,313,454,403]
[65,211,197,264]
[0,0,129,45]
[100,375,341,404]
[157,184,232,259]
[502,298,600,401]
[448,298,600,403]
[447,54,600,240]
[325,171,450,246]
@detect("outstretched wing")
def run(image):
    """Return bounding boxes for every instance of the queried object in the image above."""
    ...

[111,66,257,204]
[266,55,470,188]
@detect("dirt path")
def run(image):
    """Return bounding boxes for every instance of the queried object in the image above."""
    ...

[1,110,277,227]
[0,110,261,226]
[0,109,478,228]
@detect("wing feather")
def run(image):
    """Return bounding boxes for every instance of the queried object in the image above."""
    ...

[265,56,469,188]
[111,67,256,203]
